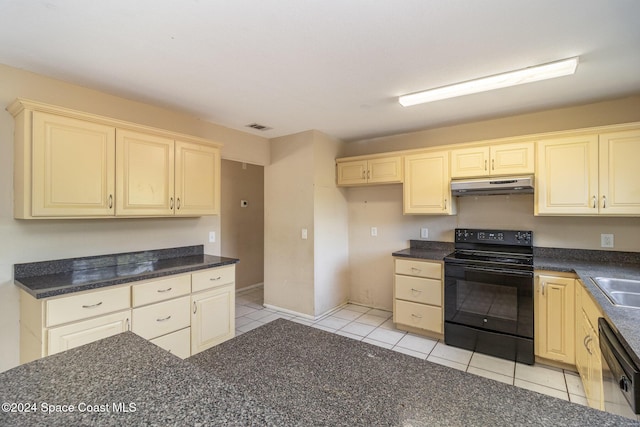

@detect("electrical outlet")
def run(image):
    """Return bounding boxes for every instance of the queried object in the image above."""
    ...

[371,227,378,237]
[601,233,614,248]
[301,228,308,240]
[420,228,429,239]
[208,231,216,243]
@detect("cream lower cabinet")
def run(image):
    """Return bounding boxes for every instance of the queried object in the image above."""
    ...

[47,310,131,356]
[19,285,132,363]
[534,274,575,365]
[131,274,192,359]
[403,150,456,215]
[191,267,236,355]
[20,264,236,363]
[575,279,604,410]
[393,258,443,336]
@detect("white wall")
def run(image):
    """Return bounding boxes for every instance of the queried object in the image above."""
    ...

[0,64,269,372]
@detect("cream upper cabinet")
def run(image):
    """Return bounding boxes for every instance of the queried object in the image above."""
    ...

[534,274,575,365]
[535,135,599,215]
[9,99,222,219]
[451,142,534,178]
[336,156,403,186]
[175,141,221,216]
[536,130,640,216]
[116,129,175,216]
[598,129,640,215]
[31,111,116,217]
[403,150,456,215]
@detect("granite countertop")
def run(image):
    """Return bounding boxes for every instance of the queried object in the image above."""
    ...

[1,321,635,426]
[0,332,284,426]
[392,240,455,261]
[392,240,640,368]
[14,245,239,299]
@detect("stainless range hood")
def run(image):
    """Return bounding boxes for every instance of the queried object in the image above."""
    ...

[451,175,534,196]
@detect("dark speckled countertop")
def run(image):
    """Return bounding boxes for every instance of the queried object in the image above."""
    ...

[14,245,239,299]
[1,321,635,426]
[393,241,640,367]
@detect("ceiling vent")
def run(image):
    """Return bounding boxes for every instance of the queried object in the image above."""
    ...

[246,123,272,131]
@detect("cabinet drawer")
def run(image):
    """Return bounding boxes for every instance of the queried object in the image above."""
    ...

[192,265,235,293]
[395,259,441,279]
[395,275,441,306]
[132,295,190,340]
[46,286,130,327]
[47,310,130,356]
[150,327,191,359]
[132,275,191,307]
[394,300,442,333]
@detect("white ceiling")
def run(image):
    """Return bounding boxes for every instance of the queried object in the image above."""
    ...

[1,1,639,141]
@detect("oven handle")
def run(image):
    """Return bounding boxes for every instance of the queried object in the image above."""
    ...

[461,265,533,277]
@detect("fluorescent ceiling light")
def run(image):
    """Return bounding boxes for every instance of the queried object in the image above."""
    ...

[399,57,579,107]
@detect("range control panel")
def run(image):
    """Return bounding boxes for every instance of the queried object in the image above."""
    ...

[455,228,532,246]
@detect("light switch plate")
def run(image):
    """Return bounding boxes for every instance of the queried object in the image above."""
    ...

[420,228,428,239]
[208,231,216,243]
[371,227,378,237]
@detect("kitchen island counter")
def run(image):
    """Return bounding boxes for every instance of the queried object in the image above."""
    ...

[2,320,634,426]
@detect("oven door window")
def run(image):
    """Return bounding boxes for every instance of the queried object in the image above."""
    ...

[445,264,533,337]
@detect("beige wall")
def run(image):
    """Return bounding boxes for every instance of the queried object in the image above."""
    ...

[264,130,349,318]
[264,131,316,315]
[345,96,640,310]
[0,64,269,372]
[344,95,640,157]
[221,160,264,289]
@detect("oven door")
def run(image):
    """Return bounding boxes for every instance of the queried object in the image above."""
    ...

[444,261,533,338]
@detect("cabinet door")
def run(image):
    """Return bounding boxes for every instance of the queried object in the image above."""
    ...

[535,136,599,215]
[150,327,191,359]
[32,112,115,217]
[337,160,368,186]
[599,130,640,215]
[535,275,575,364]
[450,146,490,178]
[367,156,403,184]
[47,310,130,356]
[403,150,455,214]
[116,129,175,216]
[191,284,235,355]
[175,141,220,216]
[491,142,534,176]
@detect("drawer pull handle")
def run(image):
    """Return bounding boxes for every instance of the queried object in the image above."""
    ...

[411,288,422,294]
[411,313,423,319]
[157,315,172,322]
[210,276,222,281]
[157,287,173,293]
[411,267,421,273]
[82,301,103,309]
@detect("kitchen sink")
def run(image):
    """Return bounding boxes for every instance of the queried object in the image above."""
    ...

[591,277,640,308]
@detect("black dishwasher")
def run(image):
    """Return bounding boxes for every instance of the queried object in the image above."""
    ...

[599,317,640,421]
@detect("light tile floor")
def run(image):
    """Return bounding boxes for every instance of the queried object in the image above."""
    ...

[235,286,587,406]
